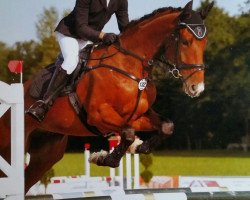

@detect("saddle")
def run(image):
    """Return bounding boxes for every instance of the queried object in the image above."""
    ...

[29,45,93,99]
[29,44,103,136]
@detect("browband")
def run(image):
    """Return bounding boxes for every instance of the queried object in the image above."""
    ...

[179,22,207,39]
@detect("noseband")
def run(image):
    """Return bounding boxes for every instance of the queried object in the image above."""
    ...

[159,21,207,81]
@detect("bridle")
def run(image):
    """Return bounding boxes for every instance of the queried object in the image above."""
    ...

[157,21,207,82]
[86,19,207,82]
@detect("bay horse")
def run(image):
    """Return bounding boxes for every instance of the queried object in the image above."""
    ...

[0,1,214,193]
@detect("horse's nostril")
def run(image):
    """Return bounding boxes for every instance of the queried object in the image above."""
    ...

[189,83,205,96]
[191,85,197,92]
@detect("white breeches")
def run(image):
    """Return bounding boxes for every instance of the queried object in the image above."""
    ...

[56,32,92,74]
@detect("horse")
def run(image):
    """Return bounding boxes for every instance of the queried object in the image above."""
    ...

[0,1,214,193]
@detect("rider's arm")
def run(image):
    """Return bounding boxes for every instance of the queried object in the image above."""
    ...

[75,0,101,42]
[115,0,129,32]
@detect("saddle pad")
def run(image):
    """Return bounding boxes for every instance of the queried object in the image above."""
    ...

[29,64,55,99]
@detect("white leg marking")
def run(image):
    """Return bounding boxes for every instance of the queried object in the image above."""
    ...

[127,137,143,154]
[88,150,108,164]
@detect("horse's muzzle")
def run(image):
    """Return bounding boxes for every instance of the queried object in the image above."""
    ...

[184,82,205,98]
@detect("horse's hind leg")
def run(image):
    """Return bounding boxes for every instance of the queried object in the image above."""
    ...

[89,127,135,168]
[25,132,68,193]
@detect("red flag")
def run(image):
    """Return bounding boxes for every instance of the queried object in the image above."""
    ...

[84,143,90,150]
[8,60,23,74]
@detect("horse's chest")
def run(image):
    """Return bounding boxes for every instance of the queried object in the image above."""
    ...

[119,82,156,116]
[121,93,150,118]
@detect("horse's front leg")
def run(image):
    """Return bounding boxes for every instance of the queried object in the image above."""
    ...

[130,109,174,154]
[89,127,135,168]
[132,108,174,134]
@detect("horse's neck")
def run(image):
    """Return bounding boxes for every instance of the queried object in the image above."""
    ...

[121,11,180,60]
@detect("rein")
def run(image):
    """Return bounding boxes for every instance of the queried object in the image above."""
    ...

[113,41,154,68]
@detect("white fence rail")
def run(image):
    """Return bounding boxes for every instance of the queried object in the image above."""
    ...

[0,81,24,200]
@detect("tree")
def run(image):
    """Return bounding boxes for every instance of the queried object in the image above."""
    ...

[1,7,61,82]
[240,0,250,13]
[7,41,42,82]
[35,7,60,72]
[195,0,250,148]
[151,0,250,150]
[200,1,237,58]
[36,7,59,41]
[0,42,10,82]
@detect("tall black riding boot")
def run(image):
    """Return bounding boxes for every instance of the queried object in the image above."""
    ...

[27,66,69,122]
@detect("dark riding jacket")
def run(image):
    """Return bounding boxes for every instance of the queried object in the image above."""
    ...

[55,0,129,42]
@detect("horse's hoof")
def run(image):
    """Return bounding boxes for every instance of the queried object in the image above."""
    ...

[88,150,108,165]
[88,151,119,168]
[127,137,143,154]
[161,121,174,135]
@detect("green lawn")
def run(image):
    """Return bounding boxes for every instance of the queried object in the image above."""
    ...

[52,150,250,177]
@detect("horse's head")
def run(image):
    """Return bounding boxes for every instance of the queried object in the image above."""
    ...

[162,1,214,97]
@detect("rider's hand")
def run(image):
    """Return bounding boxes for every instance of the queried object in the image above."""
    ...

[102,33,118,45]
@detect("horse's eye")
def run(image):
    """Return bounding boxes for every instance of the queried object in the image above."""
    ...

[182,39,189,46]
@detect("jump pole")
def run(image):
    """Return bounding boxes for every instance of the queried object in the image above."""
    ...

[118,154,124,189]
[125,153,140,189]
[84,143,90,178]
[83,136,140,189]
[25,189,250,200]
[109,136,140,189]
[109,136,120,187]
[125,153,132,189]
[109,135,140,189]
[133,153,140,189]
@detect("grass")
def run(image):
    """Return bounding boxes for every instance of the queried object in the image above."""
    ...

[52,150,250,177]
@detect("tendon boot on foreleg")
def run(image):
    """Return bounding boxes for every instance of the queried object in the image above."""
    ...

[136,120,174,154]
[89,127,135,168]
[135,133,165,154]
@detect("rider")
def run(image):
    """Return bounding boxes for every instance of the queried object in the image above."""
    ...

[27,0,129,122]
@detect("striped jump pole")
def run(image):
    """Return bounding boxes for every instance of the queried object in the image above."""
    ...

[25,188,250,200]
[109,136,120,187]
[83,135,140,189]
[133,153,140,189]
[109,135,140,189]
[125,152,140,189]
[84,143,91,178]
[125,153,131,189]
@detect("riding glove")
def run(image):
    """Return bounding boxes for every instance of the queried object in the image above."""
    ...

[103,33,118,45]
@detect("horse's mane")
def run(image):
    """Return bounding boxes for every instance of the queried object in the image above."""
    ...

[123,7,183,32]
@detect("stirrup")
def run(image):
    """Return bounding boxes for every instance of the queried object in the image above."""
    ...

[25,100,45,114]
[25,100,47,122]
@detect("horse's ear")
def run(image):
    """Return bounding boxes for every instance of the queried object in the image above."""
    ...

[180,1,193,21]
[199,1,214,20]
[183,0,193,11]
